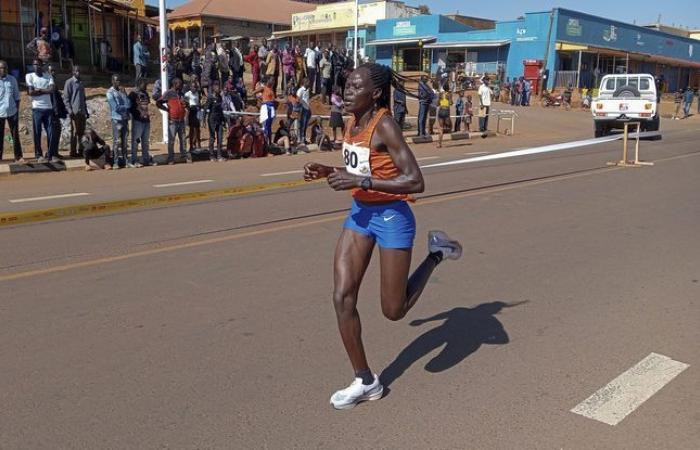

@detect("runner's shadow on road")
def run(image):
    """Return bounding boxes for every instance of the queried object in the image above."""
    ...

[380,301,526,391]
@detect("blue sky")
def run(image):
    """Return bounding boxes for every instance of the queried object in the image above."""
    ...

[148,0,700,29]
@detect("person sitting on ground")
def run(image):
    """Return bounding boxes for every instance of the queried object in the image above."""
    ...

[309,116,331,151]
[81,127,112,171]
[273,119,292,155]
[330,86,345,145]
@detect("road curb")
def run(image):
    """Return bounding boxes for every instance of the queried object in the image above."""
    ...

[0,178,316,227]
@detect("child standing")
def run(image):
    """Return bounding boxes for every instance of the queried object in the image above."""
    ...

[465,94,474,132]
[185,80,203,151]
[330,87,345,145]
[454,90,465,132]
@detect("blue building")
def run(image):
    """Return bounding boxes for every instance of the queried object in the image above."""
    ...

[369,8,700,92]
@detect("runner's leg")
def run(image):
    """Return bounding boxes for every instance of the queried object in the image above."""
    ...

[378,248,439,321]
[333,229,375,372]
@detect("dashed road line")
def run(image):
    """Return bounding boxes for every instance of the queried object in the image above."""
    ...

[153,180,214,188]
[416,156,440,161]
[260,170,304,177]
[9,193,91,204]
[464,151,490,156]
[571,352,689,426]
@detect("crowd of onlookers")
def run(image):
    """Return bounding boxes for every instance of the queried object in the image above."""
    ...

[4,30,700,169]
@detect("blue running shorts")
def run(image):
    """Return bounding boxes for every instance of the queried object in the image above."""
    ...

[343,199,416,249]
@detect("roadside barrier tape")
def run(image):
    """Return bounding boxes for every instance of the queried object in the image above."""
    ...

[0,178,317,227]
[422,131,661,168]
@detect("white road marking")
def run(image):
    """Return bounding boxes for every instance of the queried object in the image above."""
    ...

[9,193,91,203]
[416,156,440,161]
[571,352,689,426]
[423,135,626,168]
[260,170,304,177]
[153,180,214,188]
[464,151,490,156]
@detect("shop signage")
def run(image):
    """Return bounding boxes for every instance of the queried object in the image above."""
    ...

[603,25,618,43]
[292,1,388,32]
[566,19,582,37]
[114,0,146,16]
[636,33,645,46]
[689,44,693,58]
[393,21,416,37]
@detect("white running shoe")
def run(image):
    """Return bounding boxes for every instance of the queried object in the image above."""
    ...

[330,374,383,410]
[428,230,463,260]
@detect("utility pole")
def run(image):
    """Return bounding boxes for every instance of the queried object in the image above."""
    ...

[159,0,168,143]
[353,0,359,68]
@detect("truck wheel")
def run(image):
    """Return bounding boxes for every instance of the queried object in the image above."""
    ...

[594,122,607,138]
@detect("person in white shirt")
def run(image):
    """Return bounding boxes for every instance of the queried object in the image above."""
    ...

[25,58,56,162]
[184,79,203,152]
[296,78,311,144]
[477,77,492,132]
[304,42,317,95]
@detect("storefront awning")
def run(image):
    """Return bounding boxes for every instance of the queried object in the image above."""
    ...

[423,39,510,49]
[273,26,359,38]
[366,36,436,46]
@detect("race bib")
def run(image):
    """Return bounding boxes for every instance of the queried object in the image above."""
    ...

[342,142,371,176]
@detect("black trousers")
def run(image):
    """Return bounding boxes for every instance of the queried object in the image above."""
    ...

[0,114,23,160]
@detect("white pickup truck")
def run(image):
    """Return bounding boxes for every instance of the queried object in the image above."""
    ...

[591,74,659,137]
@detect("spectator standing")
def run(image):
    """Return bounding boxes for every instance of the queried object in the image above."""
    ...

[522,79,531,106]
[330,86,345,144]
[697,88,700,114]
[229,41,244,85]
[217,41,231,86]
[454,90,465,132]
[47,65,68,160]
[258,39,269,83]
[393,80,407,129]
[0,60,23,162]
[26,59,55,163]
[244,45,261,90]
[173,40,187,81]
[128,78,152,167]
[99,38,112,72]
[191,41,202,83]
[478,77,492,132]
[282,45,295,94]
[257,77,276,146]
[204,83,225,161]
[157,78,191,164]
[514,77,523,106]
[464,94,474,132]
[63,65,88,158]
[265,46,279,96]
[436,91,451,148]
[201,42,219,95]
[296,78,311,144]
[417,75,432,137]
[26,27,52,64]
[319,50,333,104]
[133,34,150,85]
[106,74,131,168]
[682,87,694,118]
[294,45,306,89]
[672,89,682,120]
[304,43,317,96]
[184,79,203,152]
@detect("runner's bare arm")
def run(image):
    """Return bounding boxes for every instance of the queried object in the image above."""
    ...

[326,116,424,193]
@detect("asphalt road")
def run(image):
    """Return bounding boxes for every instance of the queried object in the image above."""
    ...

[0,108,698,449]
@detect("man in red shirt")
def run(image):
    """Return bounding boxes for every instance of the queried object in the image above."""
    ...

[157,78,191,164]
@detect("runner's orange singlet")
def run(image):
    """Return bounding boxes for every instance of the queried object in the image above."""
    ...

[343,108,413,204]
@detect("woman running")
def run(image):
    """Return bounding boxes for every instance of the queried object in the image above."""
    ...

[303,63,462,410]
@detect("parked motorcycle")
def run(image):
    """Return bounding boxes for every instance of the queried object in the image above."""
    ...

[540,90,564,108]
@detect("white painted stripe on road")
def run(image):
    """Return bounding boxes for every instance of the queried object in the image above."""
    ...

[9,193,91,203]
[260,170,304,177]
[416,156,440,161]
[153,180,214,188]
[423,135,624,168]
[464,151,490,156]
[571,352,689,426]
